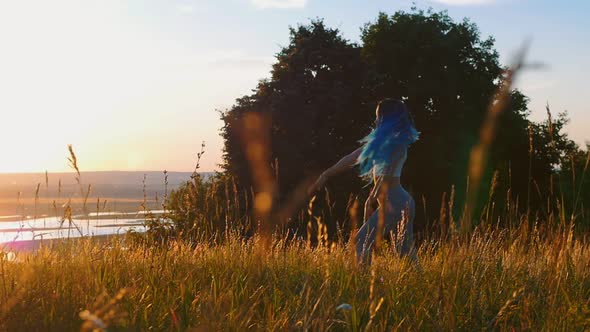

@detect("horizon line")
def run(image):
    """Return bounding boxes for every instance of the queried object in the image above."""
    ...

[0,170,217,175]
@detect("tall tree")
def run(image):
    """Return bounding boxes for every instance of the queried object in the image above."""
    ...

[221,20,369,233]
[359,9,573,229]
[220,9,581,237]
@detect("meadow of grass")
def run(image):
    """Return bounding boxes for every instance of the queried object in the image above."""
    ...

[0,148,588,331]
[0,219,589,331]
[1,45,588,331]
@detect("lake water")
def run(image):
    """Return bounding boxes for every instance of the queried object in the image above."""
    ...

[0,211,162,249]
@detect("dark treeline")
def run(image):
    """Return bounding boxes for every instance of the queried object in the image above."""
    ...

[163,9,589,243]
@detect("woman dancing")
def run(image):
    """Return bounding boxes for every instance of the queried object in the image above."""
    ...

[309,99,420,264]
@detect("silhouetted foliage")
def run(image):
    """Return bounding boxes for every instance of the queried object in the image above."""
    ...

[556,142,590,226]
[221,19,369,234]
[149,172,252,243]
[215,9,585,238]
[361,10,532,228]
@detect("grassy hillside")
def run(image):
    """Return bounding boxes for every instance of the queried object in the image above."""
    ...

[0,223,589,331]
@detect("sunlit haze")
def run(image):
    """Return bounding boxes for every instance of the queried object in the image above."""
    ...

[1,0,588,173]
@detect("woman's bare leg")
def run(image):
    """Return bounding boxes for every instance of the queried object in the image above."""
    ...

[355,209,382,265]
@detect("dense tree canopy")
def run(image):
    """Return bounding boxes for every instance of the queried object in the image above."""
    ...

[220,20,369,233]
[218,9,584,237]
[360,10,507,221]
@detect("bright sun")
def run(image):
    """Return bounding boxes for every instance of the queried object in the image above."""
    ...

[0,1,132,172]
[1,1,205,173]
[0,1,226,173]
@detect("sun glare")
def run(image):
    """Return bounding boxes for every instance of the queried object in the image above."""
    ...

[0,1,223,173]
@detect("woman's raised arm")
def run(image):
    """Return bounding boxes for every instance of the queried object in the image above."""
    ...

[308,147,363,193]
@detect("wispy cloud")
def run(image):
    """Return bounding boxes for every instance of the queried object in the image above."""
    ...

[202,49,275,68]
[249,0,307,9]
[430,0,495,5]
[175,4,197,14]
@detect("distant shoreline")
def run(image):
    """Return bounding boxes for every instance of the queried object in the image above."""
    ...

[0,233,123,252]
[0,171,212,217]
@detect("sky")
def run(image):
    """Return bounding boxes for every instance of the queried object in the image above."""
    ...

[0,0,588,173]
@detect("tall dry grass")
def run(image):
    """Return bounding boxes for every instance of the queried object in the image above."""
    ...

[0,221,589,331]
[1,43,589,331]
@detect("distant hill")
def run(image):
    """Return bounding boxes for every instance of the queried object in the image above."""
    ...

[0,171,214,199]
